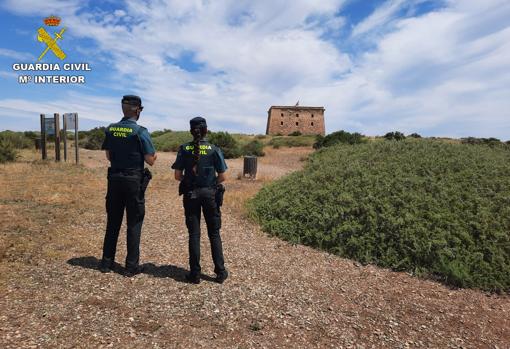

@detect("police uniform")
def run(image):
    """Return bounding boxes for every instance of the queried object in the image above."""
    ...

[171,118,228,282]
[100,95,155,274]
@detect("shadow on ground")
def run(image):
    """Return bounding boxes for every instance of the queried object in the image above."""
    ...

[66,256,215,282]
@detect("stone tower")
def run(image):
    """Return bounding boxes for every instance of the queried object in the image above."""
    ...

[266,105,325,136]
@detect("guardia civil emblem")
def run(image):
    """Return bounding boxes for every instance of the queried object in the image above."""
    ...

[37,16,66,61]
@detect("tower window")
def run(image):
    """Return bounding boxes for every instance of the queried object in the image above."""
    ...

[311,114,314,118]
[281,113,284,117]
[311,122,314,126]
[296,122,299,126]
[281,121,283,125]
[296,113,299,117]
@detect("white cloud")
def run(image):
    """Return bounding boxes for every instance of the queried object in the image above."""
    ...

[0,0,509,139]
[0,92,118,123]
[351,0,407,37]
[0,48,35,61]
[0,70,18,79]
[320,0,510,138]
[0,0,81,16]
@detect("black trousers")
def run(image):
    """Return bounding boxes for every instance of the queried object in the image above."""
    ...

[183,187,226,275]
[102,170,145,269]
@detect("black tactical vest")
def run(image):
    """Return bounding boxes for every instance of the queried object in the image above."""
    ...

[105,120,144,170]
[181,139,218,188]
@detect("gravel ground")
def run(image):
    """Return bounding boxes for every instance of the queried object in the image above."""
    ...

[1,148,509,348]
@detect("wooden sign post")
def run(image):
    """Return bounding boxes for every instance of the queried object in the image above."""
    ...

[40,113,79,163]
[63,113,79,164]
[75,114,79,164]
[63,114,67,162]
[54,113,61,162]
[40,114,47,160]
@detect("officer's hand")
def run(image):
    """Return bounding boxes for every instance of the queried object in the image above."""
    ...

[145,153,157,166]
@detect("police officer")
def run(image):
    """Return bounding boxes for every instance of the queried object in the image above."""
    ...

[99,95,157,276]
[172,117,228,284]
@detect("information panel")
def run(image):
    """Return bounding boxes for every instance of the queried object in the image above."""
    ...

[44,117,55,135]
[64,113,77,129]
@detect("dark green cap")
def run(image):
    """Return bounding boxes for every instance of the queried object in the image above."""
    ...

[190,116,207,128]
[122,95,142,107]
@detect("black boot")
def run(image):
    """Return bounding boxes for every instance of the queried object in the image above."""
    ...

[185,272,201,284]
[125,265,143,277]
[215,270,228,284]
[98,259,113,273]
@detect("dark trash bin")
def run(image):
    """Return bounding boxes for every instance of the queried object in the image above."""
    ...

[243,156,257,179]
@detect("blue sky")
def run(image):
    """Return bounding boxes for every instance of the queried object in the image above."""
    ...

[0,0,509,139]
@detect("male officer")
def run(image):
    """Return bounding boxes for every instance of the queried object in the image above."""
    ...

[99,95,157,276]
[172,117,228,284]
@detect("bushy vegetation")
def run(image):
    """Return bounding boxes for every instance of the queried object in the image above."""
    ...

[409,133,422,138]
[249,140,510,292]
[242,140,265,157]
[0,139,18,163]
[461,137,503,147]
[208,131,242,158]
[80,127,106,150]
[268,135,315,149]
[0,130,33,149]
[289,131,302,136]
[152,131,192,152]
[384,131,406,141]
[151,129,173,138]
[313,130,366,149]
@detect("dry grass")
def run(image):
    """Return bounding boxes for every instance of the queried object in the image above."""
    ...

[0,150,105,282]
[223,147,312,216]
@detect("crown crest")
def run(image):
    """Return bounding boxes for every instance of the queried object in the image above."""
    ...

[44,16,61,26]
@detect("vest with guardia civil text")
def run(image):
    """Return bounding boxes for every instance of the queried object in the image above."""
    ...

[105,120,144,169]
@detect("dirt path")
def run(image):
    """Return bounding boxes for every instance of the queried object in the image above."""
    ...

[0,148,509,348]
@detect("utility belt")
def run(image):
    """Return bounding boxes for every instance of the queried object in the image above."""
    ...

[179,177,225,208]
[108,167,144,177]
[108,167,152,198]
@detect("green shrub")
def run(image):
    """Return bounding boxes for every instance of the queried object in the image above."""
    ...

[81,127,106,150]
[151,129,172,138]
[77,131,88,140]
[289,131,302,136]
[249,140,510,292]
[461,137,502,147]
[0,139,18,163]
[313,130,366,149]
[0,131,32,149]
[208,131,241,158]
[409,133,422,138]
[152,131,192,152]
[242,140,265,157]
[384,131,406,141]
[23,131,39,141]
[268,135,315,148]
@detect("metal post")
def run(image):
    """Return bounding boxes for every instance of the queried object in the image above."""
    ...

[40,114,47,160]
[54,113,61,162]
